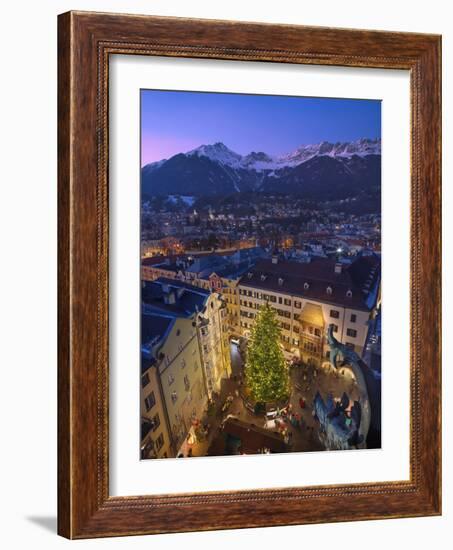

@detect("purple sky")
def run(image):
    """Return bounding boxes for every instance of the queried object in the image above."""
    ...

[141,90,381,166]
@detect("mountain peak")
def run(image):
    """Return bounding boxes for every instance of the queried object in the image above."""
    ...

[187,142,242,166]
[145,138,380,172]
[279,138,381,166]
[142,138,381,200]
[242,151,274,165]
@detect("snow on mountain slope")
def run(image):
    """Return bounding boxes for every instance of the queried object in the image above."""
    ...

[141,138,381,199]
[277,138,381,167]
[146,138,381,172]
[187,142,243,167]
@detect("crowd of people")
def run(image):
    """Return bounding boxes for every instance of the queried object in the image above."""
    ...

[270,397,317,447]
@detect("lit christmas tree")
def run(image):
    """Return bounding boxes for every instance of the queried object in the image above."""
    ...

[245,302,289,403]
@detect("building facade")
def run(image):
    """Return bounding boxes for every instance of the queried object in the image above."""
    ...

[140,278,232,457]
[140,247,270,340]
[196,291,231,397]
[141,310,207,458]
[141,353,173,459]
[237,255,380,364]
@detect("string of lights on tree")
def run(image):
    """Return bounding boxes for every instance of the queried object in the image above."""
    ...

[245,302,290,404]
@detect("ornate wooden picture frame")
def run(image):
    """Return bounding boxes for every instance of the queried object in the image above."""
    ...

[58,11,441,539]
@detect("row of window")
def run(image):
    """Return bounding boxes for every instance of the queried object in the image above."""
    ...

[300,325,322,337]
[240,310,256,319]
[240,284,354,301]
[167,357,198,387]
[239,288,296,306]
[330,324,357,338]
[330,310,357,323]
[238,305,357,339]
[304,341,320,354]
[276,308,291,319]
[239,320,357,339]
[238,293,358,325]
[241,321,357,359]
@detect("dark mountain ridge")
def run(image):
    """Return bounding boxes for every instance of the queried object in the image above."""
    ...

[141,140,381,203]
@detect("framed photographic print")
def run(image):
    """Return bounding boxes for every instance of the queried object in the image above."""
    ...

[58,11,441,538]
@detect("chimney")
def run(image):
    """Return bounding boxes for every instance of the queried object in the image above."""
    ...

[176,287,185,299]
[271,248,279,264]
[334,263,342,274]
[164,290,176,305]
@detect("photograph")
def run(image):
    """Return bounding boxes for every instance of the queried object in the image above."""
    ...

[140,90,382,460]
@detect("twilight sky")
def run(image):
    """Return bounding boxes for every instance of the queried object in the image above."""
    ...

[141,89,381,166]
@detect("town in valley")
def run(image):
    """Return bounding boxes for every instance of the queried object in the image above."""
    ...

[140,92,382,460]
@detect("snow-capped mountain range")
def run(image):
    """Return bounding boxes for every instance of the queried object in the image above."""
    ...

[148,138,380,171]
[142,138,381,200]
